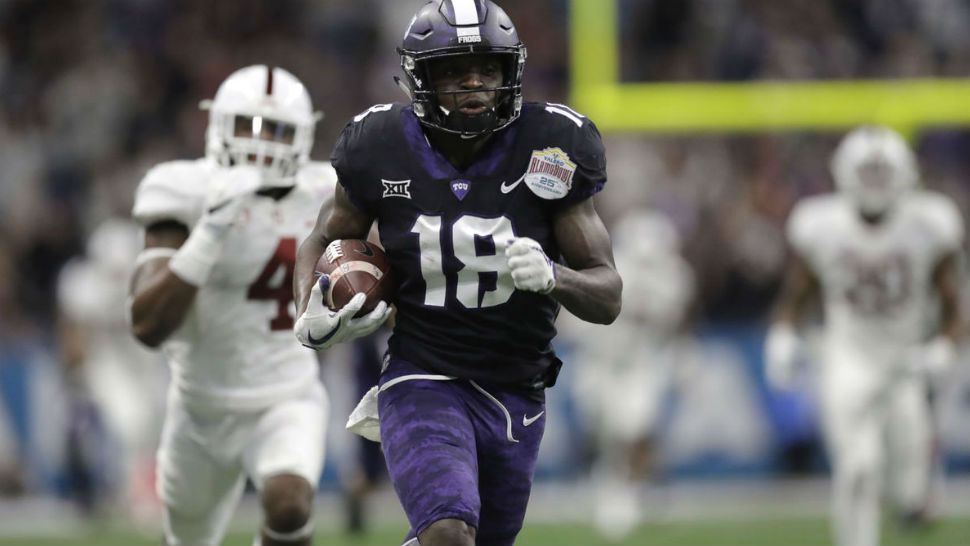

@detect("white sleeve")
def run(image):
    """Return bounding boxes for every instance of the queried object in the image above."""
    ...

[786,200,820,259]
[131,161,206,228]
[925,194,964,254]
[298,161,339,199]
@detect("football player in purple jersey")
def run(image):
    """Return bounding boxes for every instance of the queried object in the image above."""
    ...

[294,2,622,545]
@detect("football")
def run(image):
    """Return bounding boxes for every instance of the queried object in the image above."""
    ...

[315,239,395,318]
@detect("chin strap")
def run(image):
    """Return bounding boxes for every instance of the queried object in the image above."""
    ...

[438,105,498,137]
[393,76,413,100]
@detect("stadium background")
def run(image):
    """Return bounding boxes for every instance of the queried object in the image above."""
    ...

[0,0,969,544]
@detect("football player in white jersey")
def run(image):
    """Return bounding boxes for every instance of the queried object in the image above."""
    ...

[568,208,694,541]
[128,65,336,546]
[57,218,166,520]
[765,125,964,546]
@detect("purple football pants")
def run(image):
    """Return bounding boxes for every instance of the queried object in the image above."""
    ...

[378,356,546,546]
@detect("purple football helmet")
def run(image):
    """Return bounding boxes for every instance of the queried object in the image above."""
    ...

[398,0,527,137]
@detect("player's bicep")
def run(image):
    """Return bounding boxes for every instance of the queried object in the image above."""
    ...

[774,250,820,323]
[932,251,963,326]
[553,198,616,271]
[131,221,188,294]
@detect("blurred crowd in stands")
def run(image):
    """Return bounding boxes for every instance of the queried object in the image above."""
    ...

[2,0,970,495]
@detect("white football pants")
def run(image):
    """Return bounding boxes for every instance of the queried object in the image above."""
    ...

[156,381,328,546]
[819,350,931,546]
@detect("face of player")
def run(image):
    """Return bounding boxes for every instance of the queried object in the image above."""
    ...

[232,115,297,166]
[428,54,505,116]
[852,154,897,218]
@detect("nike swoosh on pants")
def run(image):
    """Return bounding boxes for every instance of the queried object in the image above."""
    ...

[522,411,544,426]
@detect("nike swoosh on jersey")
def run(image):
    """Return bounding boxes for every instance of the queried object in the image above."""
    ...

[500,175,526,194]
[522,411,545,427]
[207,200,232,214]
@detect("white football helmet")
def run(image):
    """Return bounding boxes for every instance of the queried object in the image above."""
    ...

[202,65,319,188]
[830,125,918,217]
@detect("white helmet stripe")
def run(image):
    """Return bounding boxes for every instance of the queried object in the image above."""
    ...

[452,0,480,25]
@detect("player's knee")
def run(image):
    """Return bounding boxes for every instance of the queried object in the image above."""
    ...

[261,474,314,533]
[419,518,476,546]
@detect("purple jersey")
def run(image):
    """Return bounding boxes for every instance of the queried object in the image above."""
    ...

[331,102,606,389]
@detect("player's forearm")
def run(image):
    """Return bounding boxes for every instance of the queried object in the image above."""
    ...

[294,233,328,317]
[549,263,622,324]
[129,262,198,347]
[934,253,964,342]
[57,316,88,374]
[937,262,963,341]
[938,298,964,343]
[771,253,819,328]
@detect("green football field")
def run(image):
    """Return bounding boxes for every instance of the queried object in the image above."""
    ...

[1,518,965,546]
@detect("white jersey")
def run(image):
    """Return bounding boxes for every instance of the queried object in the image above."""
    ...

[788,190,963,357]
[132,158,337,411]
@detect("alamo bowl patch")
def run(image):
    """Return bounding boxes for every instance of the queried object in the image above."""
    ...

[524,147,576,200]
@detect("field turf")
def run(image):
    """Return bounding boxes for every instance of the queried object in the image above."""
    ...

[1,518,965,546]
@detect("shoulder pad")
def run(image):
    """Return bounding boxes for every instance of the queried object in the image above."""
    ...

[539,102,592,129]
[331,103,405,173]
[911,190,964,250]
[331,103,407,215]
[132,159,211,228]
[297,161,338,198]
[787,194,840,253]
[523,102,607,207]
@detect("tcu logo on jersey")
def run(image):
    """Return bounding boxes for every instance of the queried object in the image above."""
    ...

[382,179,412,199]
[450,179,471,201]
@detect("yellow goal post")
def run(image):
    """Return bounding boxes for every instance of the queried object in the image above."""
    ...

[569,0,970,137]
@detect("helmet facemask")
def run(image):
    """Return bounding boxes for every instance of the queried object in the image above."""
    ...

[208,112,311,183]
[401,47,526,138]
[203,65,319,188]
[831,125,917,219]
[850,155,897,216]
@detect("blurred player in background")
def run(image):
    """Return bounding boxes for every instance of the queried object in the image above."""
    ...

[128,65,335,546]
[293,1,622,545]
[765,125,964,546]
[569,208,694,541]
[340,333,390,536]
[56,218,165,521]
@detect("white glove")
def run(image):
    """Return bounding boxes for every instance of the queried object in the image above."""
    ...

[168,166,261,286]
[294,276,391,350]
[198,165,262,236]
[505,237,556,294]
[906,336,956,381]
[764,323,800,390]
